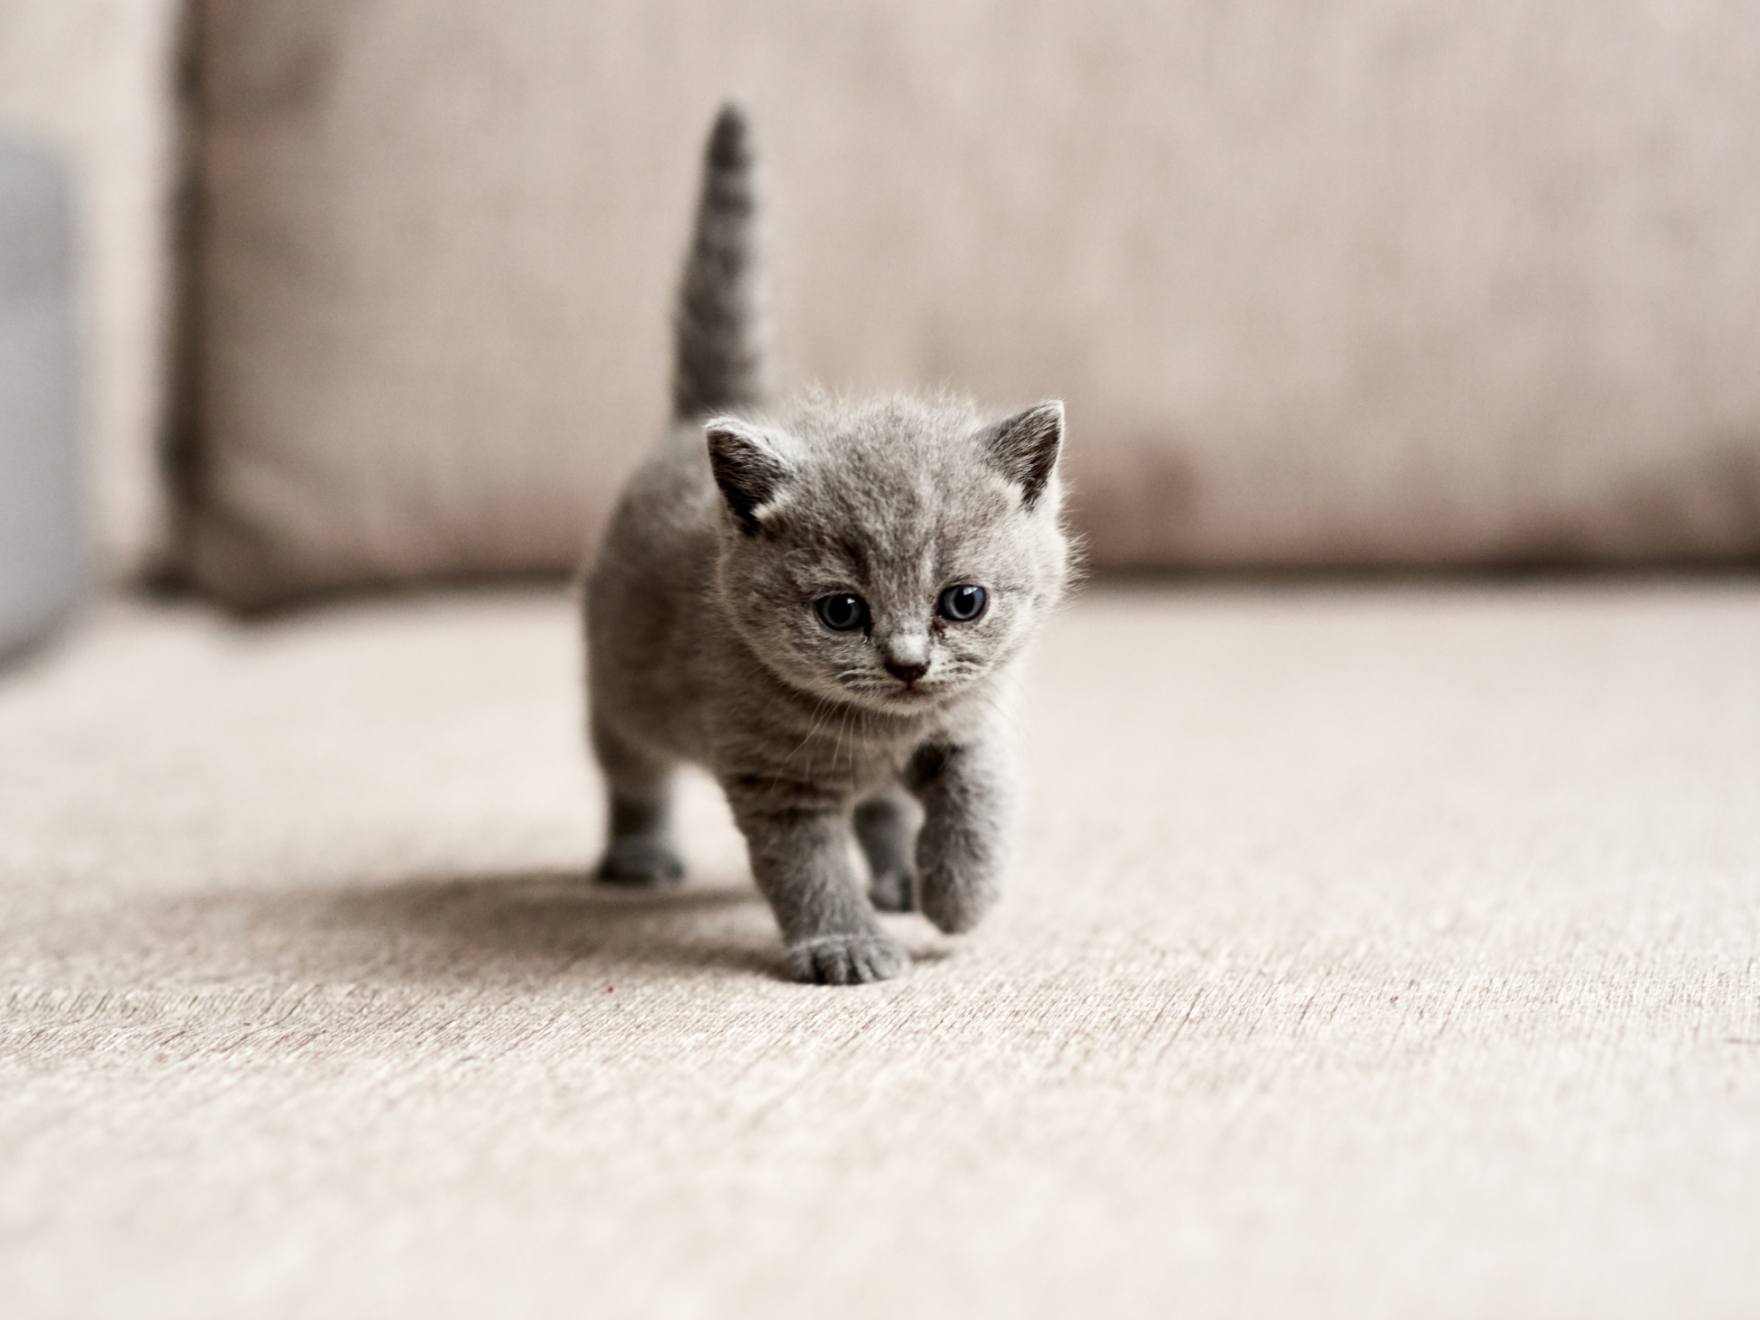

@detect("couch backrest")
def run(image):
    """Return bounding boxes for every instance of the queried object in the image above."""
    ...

[173,1,1760,604]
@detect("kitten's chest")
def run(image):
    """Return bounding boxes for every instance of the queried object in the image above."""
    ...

[714,692,947,797]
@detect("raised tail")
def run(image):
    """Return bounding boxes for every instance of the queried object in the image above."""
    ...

[672,104,765,421]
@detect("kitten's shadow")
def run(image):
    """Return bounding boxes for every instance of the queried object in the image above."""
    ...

[312,869,779,981]
[91,868,783,986]
[312,871,949,982]
[47,867,954,989]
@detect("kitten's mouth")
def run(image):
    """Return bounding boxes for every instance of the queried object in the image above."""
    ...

[886,678,949,707]
[838,678,943,711]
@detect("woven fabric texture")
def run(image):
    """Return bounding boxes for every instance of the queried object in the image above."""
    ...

[182,0,1760,606]
[3,583,1758,1316]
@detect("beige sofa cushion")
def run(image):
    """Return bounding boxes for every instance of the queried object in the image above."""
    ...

[5,582,1760,1312]
[185,0,1760,606]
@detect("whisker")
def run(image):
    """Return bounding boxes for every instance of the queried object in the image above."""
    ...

[832,702,851,770]
[782,692,836,771]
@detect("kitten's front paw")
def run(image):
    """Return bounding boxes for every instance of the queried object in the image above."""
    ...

[786,933,909,985]
[595,837,685,886]
[917,868,999,935]
[867,866,916,914]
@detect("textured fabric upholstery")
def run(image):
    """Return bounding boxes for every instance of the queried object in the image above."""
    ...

[183,0,1760,605]
[3,585,1758,1314]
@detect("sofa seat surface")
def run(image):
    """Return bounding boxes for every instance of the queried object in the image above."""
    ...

[2,581,1757,1318]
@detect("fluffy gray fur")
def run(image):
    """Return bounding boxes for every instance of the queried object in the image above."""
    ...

[585,105,1072,984]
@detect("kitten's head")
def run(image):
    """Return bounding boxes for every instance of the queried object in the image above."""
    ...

[706,391,1071,714]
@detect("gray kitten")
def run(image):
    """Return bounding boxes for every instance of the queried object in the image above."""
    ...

[584,106,1072,984]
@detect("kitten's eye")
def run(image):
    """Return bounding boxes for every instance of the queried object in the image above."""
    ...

[937,584,988,623]
[814,593,869,632]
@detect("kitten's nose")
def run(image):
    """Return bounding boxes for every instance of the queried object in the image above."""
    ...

[884,658,929,686]
[881,632,929,685]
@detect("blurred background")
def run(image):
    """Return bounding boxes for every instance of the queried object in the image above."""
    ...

[0,0,176,573]
[4,0,1759,620]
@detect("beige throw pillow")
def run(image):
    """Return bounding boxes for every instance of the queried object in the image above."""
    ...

[183,0,1760,606]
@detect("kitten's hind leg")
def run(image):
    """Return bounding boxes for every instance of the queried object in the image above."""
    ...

[591,715,684,886]
[854,782,923,913]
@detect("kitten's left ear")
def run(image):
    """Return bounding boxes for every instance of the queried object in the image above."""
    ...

[984,401,1064,510]
[706,416,791,533]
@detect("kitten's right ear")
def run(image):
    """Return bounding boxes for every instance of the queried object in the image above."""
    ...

[706,417,790,533]
[984,400,1064,511]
